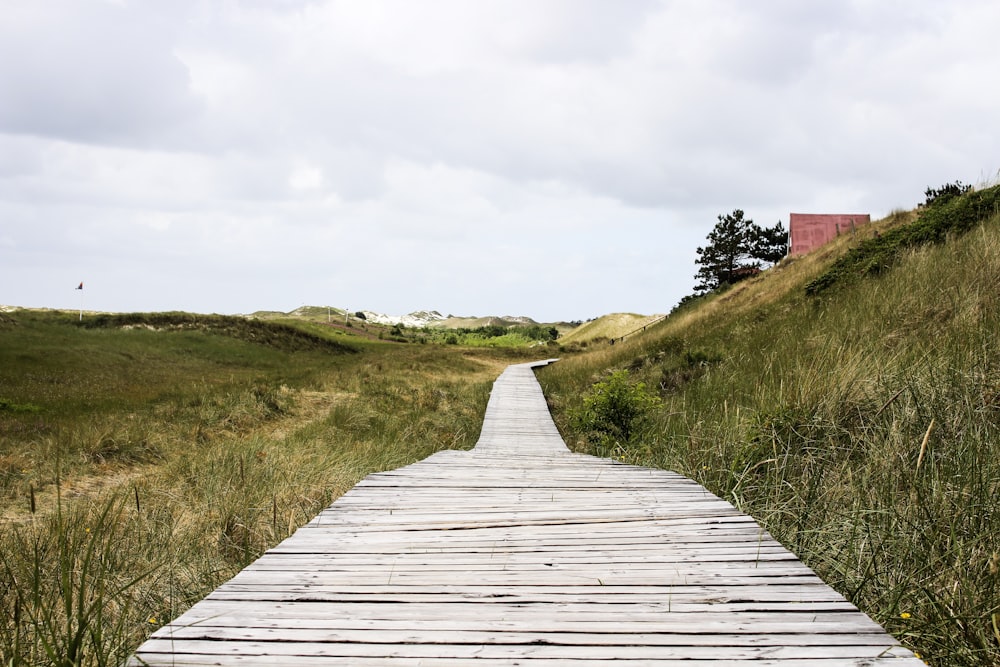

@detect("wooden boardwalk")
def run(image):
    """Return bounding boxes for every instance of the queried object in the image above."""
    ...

[132,361,923,665]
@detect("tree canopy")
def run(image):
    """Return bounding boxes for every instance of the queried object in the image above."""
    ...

[693,210,787,293]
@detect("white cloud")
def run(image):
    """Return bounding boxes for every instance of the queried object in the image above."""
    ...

[288,164,324,192]
[2,0,999,319]
[0,1,202,145]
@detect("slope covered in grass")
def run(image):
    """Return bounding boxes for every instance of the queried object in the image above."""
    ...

[538,185,1000,666]
[77,311,358,354]
[560,312,664,344]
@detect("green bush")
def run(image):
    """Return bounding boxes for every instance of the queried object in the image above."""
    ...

[924,180,972,207]
[571,370,660,451]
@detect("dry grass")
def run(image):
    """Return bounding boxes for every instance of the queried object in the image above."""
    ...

[559,313,666,345]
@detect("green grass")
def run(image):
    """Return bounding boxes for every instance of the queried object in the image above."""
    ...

[538,192,1000,666]
[0,312,530,666]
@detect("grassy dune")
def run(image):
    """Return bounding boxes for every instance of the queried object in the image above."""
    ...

[0,312,537,665]
[538,187,1000,666]
[559,312,665,345]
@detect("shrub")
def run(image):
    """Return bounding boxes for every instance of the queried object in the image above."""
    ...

[571,370,660,450]
[924,180,972,207]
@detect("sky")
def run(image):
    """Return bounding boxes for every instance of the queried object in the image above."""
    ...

[2,0,998,323]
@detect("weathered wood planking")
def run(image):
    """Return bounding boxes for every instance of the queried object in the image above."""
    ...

[132,360,923,665]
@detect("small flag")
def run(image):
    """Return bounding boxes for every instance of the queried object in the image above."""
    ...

[76,282,83,290]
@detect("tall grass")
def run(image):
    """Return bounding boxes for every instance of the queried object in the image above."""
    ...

[539,209,1000,666]
[1,315,521,666]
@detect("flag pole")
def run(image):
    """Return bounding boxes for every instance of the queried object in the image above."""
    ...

[76,281,84,320]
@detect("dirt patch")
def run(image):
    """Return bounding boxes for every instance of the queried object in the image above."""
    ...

[1,466,151,524]
[268,389,350,440]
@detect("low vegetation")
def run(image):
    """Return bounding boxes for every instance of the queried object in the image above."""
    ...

[252,307,575,347]
[805,183,1000,294]
[539,185,1000,666]
[0,312,537,665]
[570,369,660,453]
[440,323,559,347]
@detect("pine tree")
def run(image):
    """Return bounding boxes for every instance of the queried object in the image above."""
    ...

[751,221,788,265]
[693,210,787,293]
[694,209,757,293]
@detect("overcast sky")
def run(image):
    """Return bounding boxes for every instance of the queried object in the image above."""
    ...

[2,1,998,322]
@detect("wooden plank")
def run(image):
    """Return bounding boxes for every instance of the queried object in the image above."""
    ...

[160,612,889,633]
[163,600,867,621]
[241,553,803,568]
[134,637,917,660]
[188,583,854,603]
[130,360,922,665]
[128,658,923,667]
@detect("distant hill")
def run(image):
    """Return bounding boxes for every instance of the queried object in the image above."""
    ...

[252,307,563,331]
[560,313,665,344]
[362,310,448,327]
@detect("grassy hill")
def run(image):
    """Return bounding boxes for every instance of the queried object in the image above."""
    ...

[559,312,666,345]
[537,183,1000,666]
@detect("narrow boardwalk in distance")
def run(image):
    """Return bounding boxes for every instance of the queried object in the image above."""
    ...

[133,361,923,665]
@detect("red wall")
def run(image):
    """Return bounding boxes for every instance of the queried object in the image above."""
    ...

[789,213,871,256]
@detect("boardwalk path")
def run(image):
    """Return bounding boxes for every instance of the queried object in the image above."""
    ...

[133,361,923,665]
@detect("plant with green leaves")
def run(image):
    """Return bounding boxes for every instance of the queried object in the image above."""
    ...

[571,370,660,453]
[1,495,164,667]
[924,180,972,207]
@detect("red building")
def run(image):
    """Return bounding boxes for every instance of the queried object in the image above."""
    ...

[789,213,871,256]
